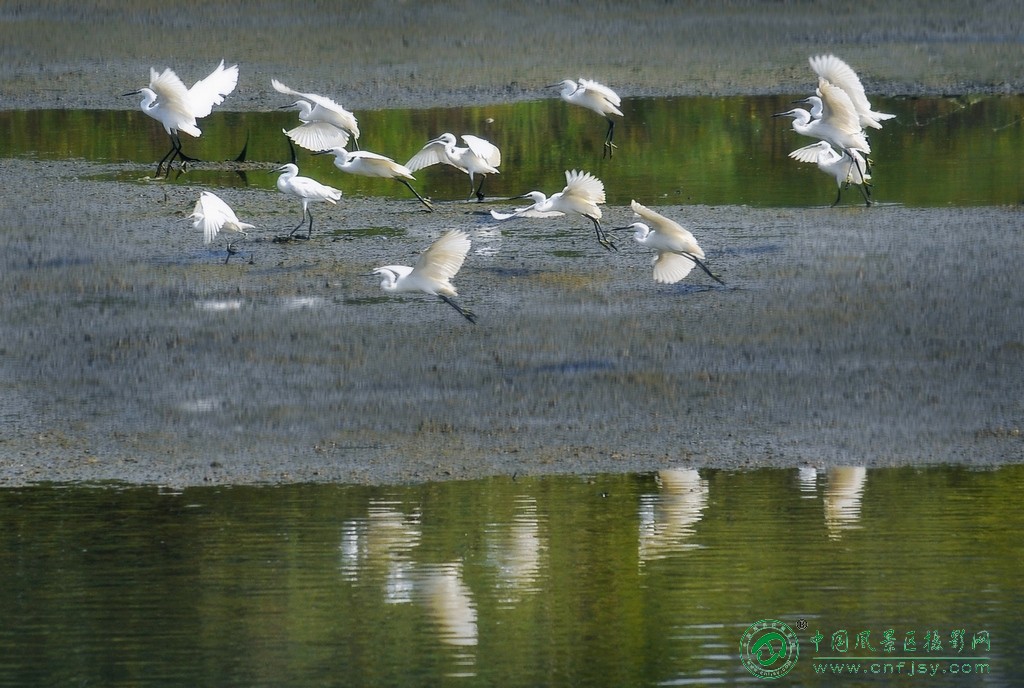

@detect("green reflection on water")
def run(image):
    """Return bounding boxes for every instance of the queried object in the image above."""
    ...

[0,466,1021,687]
[2,95,1022,207]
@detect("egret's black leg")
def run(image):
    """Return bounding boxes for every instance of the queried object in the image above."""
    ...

[857,182,872,207]
[439,295,477,324]
[685,254,726,285]
[474,175,487,202]
[288,209,308,237]
[603,118,617,158]
[398,179,434,211]
[831,185,843,207]
[224,242,239,265]
[588,215,617,251]
[846,150,872,207]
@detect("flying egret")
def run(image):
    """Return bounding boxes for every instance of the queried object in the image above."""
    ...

[502,169,615,251]
[372,230,477,324]
[405,133,501,201]
[124,60,239,176]
[272,78,360,151]
[809,54,895,130]
[189,191,254,264]
[315,146,434,211]
[272,163,342,239]
[552,78,623,155]
[613,200,724,285]
[788,140,872,207]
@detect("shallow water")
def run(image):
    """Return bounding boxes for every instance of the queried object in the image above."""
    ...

[0,466,1020,687]
[2,95,1022,207]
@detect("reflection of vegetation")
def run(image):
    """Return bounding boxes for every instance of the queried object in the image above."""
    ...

[2,95,1022,206]
[1,465,1022,685]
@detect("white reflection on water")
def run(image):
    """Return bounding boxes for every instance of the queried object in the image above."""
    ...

[421,562,479,648]
[338,499,422,604]
[639,468,710,562]
[823,466,867,538]
[487,494,545,602]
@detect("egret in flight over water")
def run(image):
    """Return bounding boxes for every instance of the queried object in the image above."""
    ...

[190,191,254,264]
[373,230,477,323]
[788,140,872,207]
[405,133,501,201]
[552,78,623,156]
[808,54,895,130]
[272,78,360,151]
[499,169,615,251]
[124,60,238,176]
[315,146,434,211]
[614,200,724,285]
[272,163,342,239]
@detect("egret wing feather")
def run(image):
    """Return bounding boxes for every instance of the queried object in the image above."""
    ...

[788,141,833,164]
[187,60,238,118]
[652,252,697,284]
[406,140,459,172]
[148,67,198,135]
[461,135,501,167]
[817,78,866,141]
[412,230,471,286]
[284,122,351,152]
[562,169,606,204]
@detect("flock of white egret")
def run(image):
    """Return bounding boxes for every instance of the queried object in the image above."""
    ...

[127,54,887,322]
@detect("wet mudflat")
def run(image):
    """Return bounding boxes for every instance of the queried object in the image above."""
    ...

[1,1,1023,485]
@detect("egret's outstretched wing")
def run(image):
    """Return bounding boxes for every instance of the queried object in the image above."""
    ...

[148,67,195,128]
[629,200,684,235]
[412,230,471,285]
[578,78,622,108]
[809,54,894,128]
[490,206,564,220]
[788,141,832,164]
[406,140,455,172]
[187,60,238,118]
[816,78,863,138]
[272,78,360,137]
[191,191,253,244]
[461,135,501,167]
[562,169,606,204]
[283,122,351,151]
[652,252,697,284]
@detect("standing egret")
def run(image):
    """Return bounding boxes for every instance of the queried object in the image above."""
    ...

[552,78,623,155]
[124,60,239,176]
[189,191,254,264]
[272,163,342,239]
[405,133,501,201]
[502,169,615,251]
[613,200,724,285]
[788,140,872,207]
[315,147,434,211]
[272,78,360,151]
[373,230,477,324]
[809,54,895,130]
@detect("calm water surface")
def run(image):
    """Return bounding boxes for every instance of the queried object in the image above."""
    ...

[2,95,1022,207]
[1,466,1021,687]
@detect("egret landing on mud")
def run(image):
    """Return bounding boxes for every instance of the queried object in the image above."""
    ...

[613,200,724,285]
[788,140,872,207]
[501,169,615,251]
[405,133,500,202]
[124,60,238,176]
[272,163,342,240]
[373,230,477,323]
[190,191,254,264]
[315,147,433,211]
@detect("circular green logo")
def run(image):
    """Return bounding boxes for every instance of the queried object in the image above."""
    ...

[739,619,800,680]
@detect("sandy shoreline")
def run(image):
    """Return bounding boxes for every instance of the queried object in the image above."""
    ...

[1,1,1023,486]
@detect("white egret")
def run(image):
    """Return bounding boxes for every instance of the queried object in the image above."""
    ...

[809,54,895,130]
[124,60,239,176]
[315,146,434,211]
[774,79,870,155]
[502,169,615,251]
[272,163,342,239]
[613,200,723,285]
[372,230,477,323]
[552,78,623,155]
[272,78,360,151]
[189,191,254,264]
[405,133,501,201]
[788,140,872,207]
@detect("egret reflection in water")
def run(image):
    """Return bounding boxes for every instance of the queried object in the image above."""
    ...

[638,468,711,562]
[823,466,868,538]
